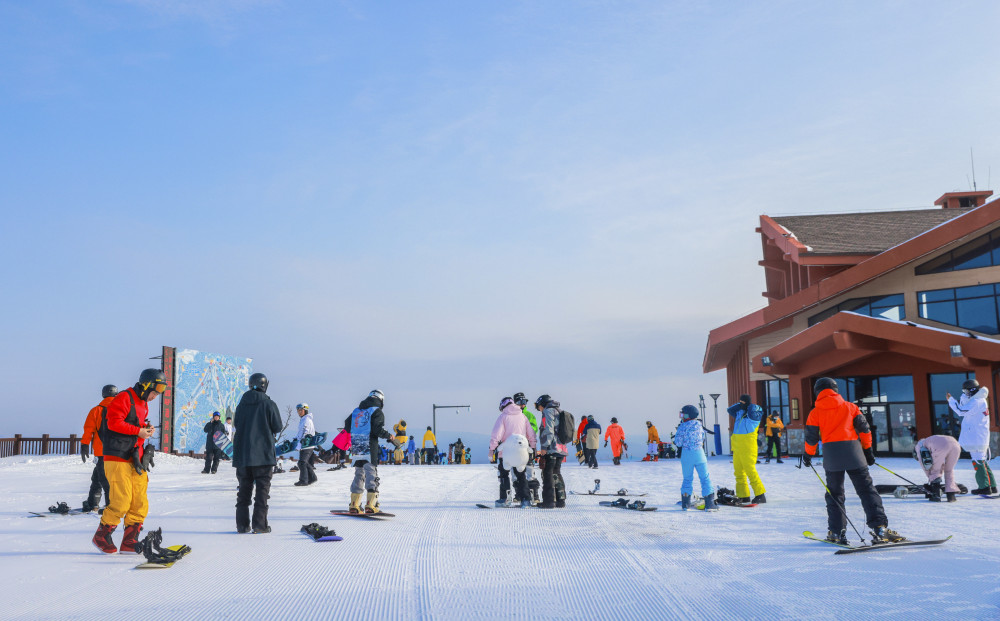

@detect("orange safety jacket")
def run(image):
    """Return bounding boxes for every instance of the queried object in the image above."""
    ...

[804,388,871,471]
[647,425,660,444]
[82,396,114,457]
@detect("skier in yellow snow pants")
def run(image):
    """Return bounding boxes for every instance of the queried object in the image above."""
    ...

[727,394,767,503]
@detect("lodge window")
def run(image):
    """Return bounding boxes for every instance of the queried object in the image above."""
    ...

[807,293,905,327]
[761,379,789,424]
[928,372,974,439]
[917,283,1000,334]
[915,228,1000,275]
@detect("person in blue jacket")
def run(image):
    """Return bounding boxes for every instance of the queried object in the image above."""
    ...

[406,436,417,464]
[727,394,766,503]
[675,405,717,511]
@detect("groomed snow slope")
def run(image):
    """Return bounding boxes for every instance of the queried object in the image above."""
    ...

[1,454,998,621]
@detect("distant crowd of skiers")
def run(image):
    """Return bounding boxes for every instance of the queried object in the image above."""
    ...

[79,367,995,553]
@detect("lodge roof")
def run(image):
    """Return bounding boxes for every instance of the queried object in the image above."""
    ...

[772,208,975,256]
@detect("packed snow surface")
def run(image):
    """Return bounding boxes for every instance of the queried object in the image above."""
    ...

[2,453,998,620]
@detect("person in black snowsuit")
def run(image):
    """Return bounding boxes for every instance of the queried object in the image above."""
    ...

[202,411,226,474]
[233,373,282,534]
[345,390,398,513]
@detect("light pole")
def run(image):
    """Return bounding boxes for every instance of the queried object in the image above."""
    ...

[698,395,707,452]
[709,393,722,456]
[431,404,471,438]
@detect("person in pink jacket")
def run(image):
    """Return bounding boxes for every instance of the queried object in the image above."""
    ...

[489,397,538,507]
[914,435,962,502]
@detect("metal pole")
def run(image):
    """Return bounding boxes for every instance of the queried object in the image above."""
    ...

[709,393,722,456]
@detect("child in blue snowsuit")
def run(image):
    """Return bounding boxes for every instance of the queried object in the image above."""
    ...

[675,405,718,511]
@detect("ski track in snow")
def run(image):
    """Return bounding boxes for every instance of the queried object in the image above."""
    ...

[1,454,999,620]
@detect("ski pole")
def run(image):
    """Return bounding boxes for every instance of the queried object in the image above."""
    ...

[873,462,924,489]
[809,464,867,545]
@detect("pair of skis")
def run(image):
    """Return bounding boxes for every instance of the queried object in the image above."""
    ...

[802,530,951,554]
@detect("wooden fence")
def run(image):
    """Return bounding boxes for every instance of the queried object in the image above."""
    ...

[0,434,81,459]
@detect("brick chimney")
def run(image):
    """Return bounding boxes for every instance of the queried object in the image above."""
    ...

[934,190,993,209]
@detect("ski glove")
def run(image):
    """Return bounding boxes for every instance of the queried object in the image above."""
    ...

[604,441,608,448]
[141,445,156,471]
[81,444,90,462]
[801,453,812,467]
[864,447,876,466]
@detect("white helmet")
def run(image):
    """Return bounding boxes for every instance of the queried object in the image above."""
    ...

[369,390,385,404]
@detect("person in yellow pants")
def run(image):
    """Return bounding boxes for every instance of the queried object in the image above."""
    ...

[92,368,164,554]
[727,394,766,504]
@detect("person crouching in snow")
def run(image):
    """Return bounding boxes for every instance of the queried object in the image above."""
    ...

[489,397,537,507]
[804,377,903,545]
[913,435,962,502]
[946,379,996,495]
[675,405,717,511]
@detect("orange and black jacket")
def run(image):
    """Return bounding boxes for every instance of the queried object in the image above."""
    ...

[82,396,114,457]
[99,388,148,463]
[804,389,870,471]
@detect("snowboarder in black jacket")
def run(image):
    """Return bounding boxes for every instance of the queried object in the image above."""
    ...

[232,373,282,533]
[202,412,226,474]
[344,390,398,513]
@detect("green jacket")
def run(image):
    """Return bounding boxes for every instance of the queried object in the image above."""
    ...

[522,407,538,434]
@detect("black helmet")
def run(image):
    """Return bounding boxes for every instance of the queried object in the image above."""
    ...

[680,405,699,420]
[813,377,838,394]
[399,420,406,427]
[611,417,618,423]
[136,369,167,398]
[102,384,118,399]
[249,372,268,393]
[534,394,551,408]
[513,392,528,406]
[962,378,981,395]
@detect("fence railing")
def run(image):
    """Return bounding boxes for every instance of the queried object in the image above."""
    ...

[0,434,80,459]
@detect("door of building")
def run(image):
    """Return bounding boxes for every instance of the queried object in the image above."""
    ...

[861,404,891,454]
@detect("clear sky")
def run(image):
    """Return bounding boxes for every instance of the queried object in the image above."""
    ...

[3,1,1000,444]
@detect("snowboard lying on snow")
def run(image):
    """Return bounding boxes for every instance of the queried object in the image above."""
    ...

[600,499,656,511]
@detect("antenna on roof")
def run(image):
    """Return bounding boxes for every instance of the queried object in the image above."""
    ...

[970,147,977,191]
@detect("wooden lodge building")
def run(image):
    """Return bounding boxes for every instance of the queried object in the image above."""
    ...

[703,190,1000,456]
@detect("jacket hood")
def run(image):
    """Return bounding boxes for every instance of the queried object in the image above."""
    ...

[815,388,844,409]
[545,400,561,409]
[502,403,523,417]
[359,395,382,409]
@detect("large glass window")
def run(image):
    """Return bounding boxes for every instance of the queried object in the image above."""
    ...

[916,228,1000,275]
[811,375,915,455]
[918,283,1000,334]
[761,379,789,424]
[928,372,974,438]
[807,293,905,327]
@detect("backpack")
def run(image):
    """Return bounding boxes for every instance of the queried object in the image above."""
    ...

[555,409,576,445]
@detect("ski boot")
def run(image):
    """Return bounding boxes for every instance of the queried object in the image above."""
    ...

[680,493,691,511]
[348,492,363,515]
[927,478,943,502]
[702,493,718,511]
[365,491,380,514]
[737,496,751,505]
[825,529,848,545]
[120,523,143,554]
[870,525,906,544]
[92,523,118,554]
[946,492,957,502]
[751,493,766,504]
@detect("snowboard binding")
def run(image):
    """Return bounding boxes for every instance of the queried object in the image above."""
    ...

[48,501,70,514]
[301,523,338,541]
[627,500,646,510]
[610,498,629,508]
[137,527,191,564]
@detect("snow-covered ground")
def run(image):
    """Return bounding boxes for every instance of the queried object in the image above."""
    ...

[1,453,998,621]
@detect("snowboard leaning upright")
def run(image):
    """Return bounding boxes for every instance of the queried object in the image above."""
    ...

[212,430,234,460]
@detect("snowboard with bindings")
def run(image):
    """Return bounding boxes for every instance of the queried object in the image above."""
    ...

[135,545,191,569]
[329,510,394,519]
[28,502,95,517]
[301,523,343,542]
[600,500,657,511]
[212,430,234,460]
[275,432,329,457]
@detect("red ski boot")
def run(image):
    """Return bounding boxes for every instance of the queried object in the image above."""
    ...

[92,523,118,554]
[119,523,143,554]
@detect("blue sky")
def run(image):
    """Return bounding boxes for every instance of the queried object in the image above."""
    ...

[3,1,1000,445]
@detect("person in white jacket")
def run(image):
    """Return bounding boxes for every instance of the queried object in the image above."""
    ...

[489,397,537,507]
[946,379,995,495]
[294,403,317,487]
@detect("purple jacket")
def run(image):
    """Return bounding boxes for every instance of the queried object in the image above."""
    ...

[489,404,537,452]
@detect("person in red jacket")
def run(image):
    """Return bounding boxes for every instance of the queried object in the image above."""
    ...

[574,418,588,465]
[81,384,118,512]
[91,369,163,554]
[803,377,904,545]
